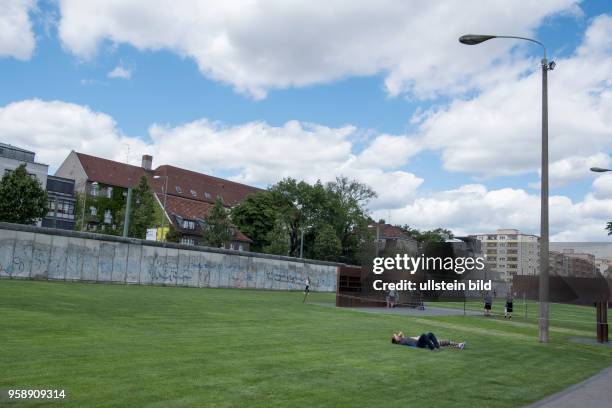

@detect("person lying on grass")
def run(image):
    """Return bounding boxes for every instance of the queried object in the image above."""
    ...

[391,331,465,350]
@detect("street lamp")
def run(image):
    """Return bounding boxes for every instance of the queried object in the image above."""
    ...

[153,175,169,242]
[459,33,555,343]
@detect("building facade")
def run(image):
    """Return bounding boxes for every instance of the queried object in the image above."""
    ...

[369,222,418,254]
[55,151,259,250]
[1,142,76,229]
[0,143,48,189]
[471,229,539,282]
[549,248,597,277]
[42,176,77,230]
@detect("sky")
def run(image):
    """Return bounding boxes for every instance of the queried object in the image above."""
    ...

[0,0,611,241]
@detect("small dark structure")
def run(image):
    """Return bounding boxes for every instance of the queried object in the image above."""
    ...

[513,275,611,343]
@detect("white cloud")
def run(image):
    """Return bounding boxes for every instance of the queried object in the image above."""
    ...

[379,183,612,242]
[0,0,36,60]
[0,99,422,209]
[0,99,148,169]
[56,0,578,99]
[107,65,132,79]
[148,119,423,209]
[527,153,611,188]
[416,14,612,179]
[3,98,612,241]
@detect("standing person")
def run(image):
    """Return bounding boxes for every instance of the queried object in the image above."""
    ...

[304,276,310,294]
[484,291,493,317]
[386,288,398,308]
[504,292,513,319]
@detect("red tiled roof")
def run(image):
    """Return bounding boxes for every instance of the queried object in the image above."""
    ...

[75,152,259,243]
[77,152,147,188]
[162,194,214,219]
[162,194,252,242]
[151,165,261,206]
[371,223,415,241]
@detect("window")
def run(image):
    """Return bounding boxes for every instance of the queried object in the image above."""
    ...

[90,206,97,216]
[90,184,98,196]
[217,194,224,203]
[175,186,182,193]
[106,187,113,198]
[238,244,243,251]
[181,237,195,246]
[190,189,197,197]
[182,219,195,230]
[47,199,75,219]
[204,192,211,199]
[104,209,112,224]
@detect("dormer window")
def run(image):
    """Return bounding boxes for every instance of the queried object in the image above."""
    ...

[190,189,197,197]
[182,219,195,230]
[204,192,211,199]
[175,186,182,193]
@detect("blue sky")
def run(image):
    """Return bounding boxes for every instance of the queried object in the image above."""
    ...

[1,1,611,240]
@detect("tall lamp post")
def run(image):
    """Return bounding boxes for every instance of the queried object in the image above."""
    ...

[153,175,169,242]
[590,167,611,343]
[459,34,555,343]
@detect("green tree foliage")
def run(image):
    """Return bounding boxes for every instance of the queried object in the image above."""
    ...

[325,176,377,263]
[263,216,290,256]
[231,176,375,263]
[0,164,47,224]
[165,224,182,243]
[127,176,157,239]
[396,225,453,243]
[312,224,342,261]
[202,197,232,247]
[230,191,277,251]
[606,222,612,236]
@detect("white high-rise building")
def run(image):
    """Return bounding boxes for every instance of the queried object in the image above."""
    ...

[470,229,540,282]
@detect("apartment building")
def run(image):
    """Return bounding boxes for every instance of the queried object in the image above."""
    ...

[55,151,259,250]
[470,229,539,282]
[1,143,76,230]
[549,248,597,278]
[0,143,48,188]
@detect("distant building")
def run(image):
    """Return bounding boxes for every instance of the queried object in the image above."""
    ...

[549,248,597,277]
[1,142,76,229]
[470,229,539,282]
[55,151,259,250]
[42,176,77,230]
[0,142,48,189]
[594,258,612,278]
[369,222,418,254]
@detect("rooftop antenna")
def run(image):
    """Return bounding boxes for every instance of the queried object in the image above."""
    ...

[123,143,130,164]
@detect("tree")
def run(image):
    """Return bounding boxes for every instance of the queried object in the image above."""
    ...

[325,177,377,263]
[0,164,47,224]
[396,225,453,243]
[126,176,157,239]
[231,176,377,263]
[230,191,277,251]
[312,223,342,261]
[165,224,182,243]
[202,197,232,247]
[263,216,290,256]
[606,222,612,236]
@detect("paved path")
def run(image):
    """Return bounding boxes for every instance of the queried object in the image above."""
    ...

[525,366,612,408]
[311,302,480,316]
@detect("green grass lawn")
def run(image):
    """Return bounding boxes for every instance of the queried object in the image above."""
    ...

[1,280,611,407]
